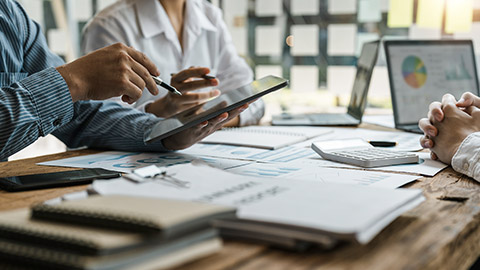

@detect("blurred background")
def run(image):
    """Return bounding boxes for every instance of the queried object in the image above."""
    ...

[11,0,480,160]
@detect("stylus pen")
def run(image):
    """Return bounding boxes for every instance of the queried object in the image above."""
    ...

[152,76,182,96]
[368,141,397,147]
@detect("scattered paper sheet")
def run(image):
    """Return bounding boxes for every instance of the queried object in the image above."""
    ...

[91,163,424,244]
[180,143,319,163]
[38,151,252,173]
[358,152,448,176]
[299,127,423,152]
[387,0,414,28]
[226,161,421,189]
[307,151,447,177]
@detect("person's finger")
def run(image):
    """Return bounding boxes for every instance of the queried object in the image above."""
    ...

[175,79,219,92]
[129,59,159,96]
[174,90,220,104]
[209,112,229,126]
[196,121,209,128]
[463,105,480,116]
[124,45,160,76]
[441,94,461,116]
[428,102,443,122]
[418,118,437,137]
[441,93,457,105]
[430,151,438,160]
[420,136,434,148]
[172,67,210,82]
[120,81,143,104]
[457,91,480,107]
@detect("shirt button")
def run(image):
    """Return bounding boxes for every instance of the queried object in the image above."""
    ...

[53,118,62,126]
[463,163,469,171]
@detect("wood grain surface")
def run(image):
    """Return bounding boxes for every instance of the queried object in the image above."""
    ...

[0,149,479,270]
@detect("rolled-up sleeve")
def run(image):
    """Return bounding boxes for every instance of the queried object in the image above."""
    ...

[451,132,480,182]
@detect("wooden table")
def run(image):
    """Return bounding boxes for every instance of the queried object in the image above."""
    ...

[1,149,480,270]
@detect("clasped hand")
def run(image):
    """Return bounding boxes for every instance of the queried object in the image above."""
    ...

[418,92,480,164]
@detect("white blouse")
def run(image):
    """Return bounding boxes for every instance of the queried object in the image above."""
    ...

[81,0,264,126]
[451,132,480,182]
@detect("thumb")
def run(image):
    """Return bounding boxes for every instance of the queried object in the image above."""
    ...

[457,92,480,107]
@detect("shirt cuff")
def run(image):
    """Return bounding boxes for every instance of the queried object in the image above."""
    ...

[142,117,172,152]
[451,132,480,181]
[18,67,74,136]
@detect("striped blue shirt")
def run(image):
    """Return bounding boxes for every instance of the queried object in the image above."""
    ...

[0,0,168,161]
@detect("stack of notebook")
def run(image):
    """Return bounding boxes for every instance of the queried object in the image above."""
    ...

[0,195,236,270]
[92,163,426,250]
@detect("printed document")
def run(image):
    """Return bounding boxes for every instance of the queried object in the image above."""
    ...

[91,163,424,244]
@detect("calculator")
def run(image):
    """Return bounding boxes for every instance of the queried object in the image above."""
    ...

[311,139,419,168]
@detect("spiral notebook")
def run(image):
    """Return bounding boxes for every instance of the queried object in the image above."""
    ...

[200,126,331,150]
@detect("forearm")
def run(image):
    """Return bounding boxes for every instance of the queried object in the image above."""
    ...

[0,68,74,160]
[451,132,480,181]
[53,101,169,152]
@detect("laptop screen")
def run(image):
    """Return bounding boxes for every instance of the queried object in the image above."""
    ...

[347,41,380,119]
[385,40,479,126]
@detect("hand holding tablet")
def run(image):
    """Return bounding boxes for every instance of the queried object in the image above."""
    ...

[145,75,288,145]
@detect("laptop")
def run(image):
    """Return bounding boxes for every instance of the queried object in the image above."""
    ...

[384,40,480,134]
[272,40,380,126]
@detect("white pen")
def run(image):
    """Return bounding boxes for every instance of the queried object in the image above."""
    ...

[152,76,182,96]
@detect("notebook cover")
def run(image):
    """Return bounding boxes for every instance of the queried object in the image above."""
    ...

[0,209,165,255]
[0,228,220,270]
[32,195,236,239]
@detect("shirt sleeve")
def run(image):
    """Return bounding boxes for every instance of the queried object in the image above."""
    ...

[53,100,169,152]
[213,9,265,126]
[451,132,480,182]
[0,68,74,160]
[0,1,74,160]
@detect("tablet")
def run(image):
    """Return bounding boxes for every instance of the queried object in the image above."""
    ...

[0,169,121,192]
[144,75,288,143]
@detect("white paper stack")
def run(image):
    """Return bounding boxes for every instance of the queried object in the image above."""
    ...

[201,126,331,150]
[91,163,424,247]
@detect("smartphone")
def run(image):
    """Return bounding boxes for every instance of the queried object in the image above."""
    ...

[0,168,121,192]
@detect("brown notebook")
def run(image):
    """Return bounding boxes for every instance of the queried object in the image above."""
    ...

[0,229,221,270]
[32,195,236,239]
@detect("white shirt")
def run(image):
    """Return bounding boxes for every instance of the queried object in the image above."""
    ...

[81,0,264,126]
[452,132,480,182]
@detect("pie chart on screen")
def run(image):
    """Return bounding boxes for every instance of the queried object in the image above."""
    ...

[402,56,427,89]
